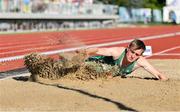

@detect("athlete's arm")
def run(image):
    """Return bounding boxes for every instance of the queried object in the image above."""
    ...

[137,57,168,81]
[86,47,124,57]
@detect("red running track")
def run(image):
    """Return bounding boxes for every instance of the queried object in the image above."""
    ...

[0,25,180,72]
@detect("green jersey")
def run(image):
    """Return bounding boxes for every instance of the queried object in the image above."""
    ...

[87,49,136,76]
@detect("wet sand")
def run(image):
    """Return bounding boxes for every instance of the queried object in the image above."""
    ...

[0,59,180,111]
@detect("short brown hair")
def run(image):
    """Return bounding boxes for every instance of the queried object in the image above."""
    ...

[129,39,146,51]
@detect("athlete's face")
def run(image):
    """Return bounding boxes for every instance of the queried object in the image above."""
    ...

[126,47,144,62]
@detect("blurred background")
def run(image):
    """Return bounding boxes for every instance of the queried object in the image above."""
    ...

[0,0,179,32]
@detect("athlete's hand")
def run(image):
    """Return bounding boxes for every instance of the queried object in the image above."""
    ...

[158,75,169,81]
[75,49,89,60]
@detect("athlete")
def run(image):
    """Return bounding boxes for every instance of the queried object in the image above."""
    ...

[84,39,168,81]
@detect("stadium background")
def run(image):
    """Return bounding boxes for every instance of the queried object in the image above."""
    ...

[0,0,179,32]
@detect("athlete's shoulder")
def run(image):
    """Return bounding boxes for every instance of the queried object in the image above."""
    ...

[136,56,149,67]
[112,47,126,52]
[110,47,125,59]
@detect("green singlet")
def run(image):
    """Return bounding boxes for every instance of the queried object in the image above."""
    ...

[86,49,136,76]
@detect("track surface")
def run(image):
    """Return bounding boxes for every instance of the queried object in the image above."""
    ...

[0,25,180,72]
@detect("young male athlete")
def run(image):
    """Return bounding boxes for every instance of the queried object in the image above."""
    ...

[85,39,168,81]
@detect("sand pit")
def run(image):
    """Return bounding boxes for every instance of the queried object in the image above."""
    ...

[0,59,180,111]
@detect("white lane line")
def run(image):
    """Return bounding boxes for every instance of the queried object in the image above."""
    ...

[146,46,180,58]
[152,53,180,56]
[0,73,30,81]
[0,45,60,55]
[0,32,180,62]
